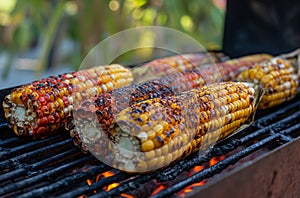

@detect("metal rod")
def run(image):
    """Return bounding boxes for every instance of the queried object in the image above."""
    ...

[0,134,69,160]
[282,123,300,136]
[17,164,110,198]
[0,137,29,147]
[0,139,73,171]
[0,122,8,130]
[0,148,79,183]
[0,156,93,196]
[254,100,300,128]
[59,172,131,198]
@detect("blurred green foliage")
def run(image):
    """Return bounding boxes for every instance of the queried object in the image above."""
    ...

[0,0,225,76]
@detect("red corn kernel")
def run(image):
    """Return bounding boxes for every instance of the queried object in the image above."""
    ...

[48,115,55,124]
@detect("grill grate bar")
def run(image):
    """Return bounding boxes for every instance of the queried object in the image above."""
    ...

[282,123,300,137]
[0,156,94,196]
[29,147,80,170]
[254,100,300,128]
[17,164,110,198]
[152,134,282,198]
[240,111,300,142]
[0,133,69,160]
[0,123,7,129]
[59,172,131,198]
[0,139,73,171]
[0,169,25,185]
[0,148,79,183]
[0,136,29,147]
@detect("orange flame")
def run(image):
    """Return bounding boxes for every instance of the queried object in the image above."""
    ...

[178,181,206,197]
[96,171,120,191]
[210,157,219,166]
[86,170,120,193]
[96,171,115,182]
[151,185,167,195]
[178,155,226,197]
[120,193,135,198]
[210,156,225,166]
[107,182,120,191]
[87,179,93,186]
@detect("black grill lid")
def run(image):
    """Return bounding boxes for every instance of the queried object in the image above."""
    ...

[223,0,300,57]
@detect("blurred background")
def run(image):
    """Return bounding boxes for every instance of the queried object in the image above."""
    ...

[0,0,226,88]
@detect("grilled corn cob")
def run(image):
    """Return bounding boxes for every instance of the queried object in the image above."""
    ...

[133,52,227,82]
[80,82,259,172]
[237,55,299,109]
[2,64,133,138]
[69,54,271,150]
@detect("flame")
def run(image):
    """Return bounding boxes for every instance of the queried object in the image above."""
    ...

[86,170,119,193]
[178,155,226,197]
[107,182,120,191]
[95,171,120,191]
[121,193,135,198]
[178,181,206,197]
[101,171,115,178]
[87,179,93,186]
[189,165,204,176]
[209,157,219,166]
[151,185,166,195]
[209,155,225,166]
[210,156,225,166]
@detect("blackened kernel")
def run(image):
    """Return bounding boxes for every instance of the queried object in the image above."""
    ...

[156,136,163,142]
[165,131,171,138]
[169,127,175,134]
[135,117,143,123]
[131,107,143,114]
[150,115,158,121]
[95,98,105,106]
[173,115,178,121]
[141,103,148,110]
[28,94,34,100]
[96,110,104,116]
[133,125,141,132]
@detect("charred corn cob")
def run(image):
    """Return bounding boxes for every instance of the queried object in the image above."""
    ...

[237,55,299,109]
[2,64,133,138]
[79,82,259,172]
[133,52,227,82]
[68,54,271,149]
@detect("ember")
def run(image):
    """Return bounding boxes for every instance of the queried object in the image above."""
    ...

[177,156,225,197]
[151,185,167,196]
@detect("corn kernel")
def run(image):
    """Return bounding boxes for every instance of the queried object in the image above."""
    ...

[141,140,154,152]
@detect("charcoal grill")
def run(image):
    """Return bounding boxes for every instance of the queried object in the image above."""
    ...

[1,0,300,197]
[0,84,300,198]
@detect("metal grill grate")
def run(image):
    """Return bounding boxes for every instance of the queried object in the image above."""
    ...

[0,93,299,198]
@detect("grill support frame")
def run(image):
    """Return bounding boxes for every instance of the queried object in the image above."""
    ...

[188,137,300,198]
